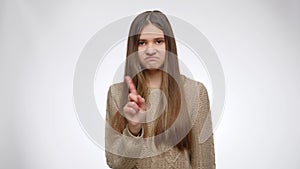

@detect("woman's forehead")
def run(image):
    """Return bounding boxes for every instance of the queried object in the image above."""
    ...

[140,24,164,36]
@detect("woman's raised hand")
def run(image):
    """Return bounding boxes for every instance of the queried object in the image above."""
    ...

[123,76,147,136]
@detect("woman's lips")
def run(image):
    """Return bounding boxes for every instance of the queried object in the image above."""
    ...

[145,56,159,61]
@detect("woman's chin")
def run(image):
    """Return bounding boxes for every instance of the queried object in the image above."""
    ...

[143,63,164,71]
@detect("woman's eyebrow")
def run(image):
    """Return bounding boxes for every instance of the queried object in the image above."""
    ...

[154,37,165,40]
[139,37,165,41]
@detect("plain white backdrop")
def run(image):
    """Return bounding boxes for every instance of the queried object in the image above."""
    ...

[1,0,300,169]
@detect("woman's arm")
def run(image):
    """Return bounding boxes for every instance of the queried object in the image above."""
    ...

[190,83,216,169]
[105,86,143,169]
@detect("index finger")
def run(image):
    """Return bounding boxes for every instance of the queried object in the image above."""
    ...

[125,76,137,95]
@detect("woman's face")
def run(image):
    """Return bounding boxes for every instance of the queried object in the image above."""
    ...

[138,24,166,70]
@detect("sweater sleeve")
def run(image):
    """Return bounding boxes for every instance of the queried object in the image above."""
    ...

[190,83,216,169]
[105,86,143,169]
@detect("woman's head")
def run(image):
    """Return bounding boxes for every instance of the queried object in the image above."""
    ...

[125,10,180,78]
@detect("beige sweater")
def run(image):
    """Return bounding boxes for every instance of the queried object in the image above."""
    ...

[105,75,216,169]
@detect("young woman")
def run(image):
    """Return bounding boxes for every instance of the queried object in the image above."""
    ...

[105,10,215,169]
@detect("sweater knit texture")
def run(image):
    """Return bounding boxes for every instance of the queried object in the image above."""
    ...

[105,75,216,169]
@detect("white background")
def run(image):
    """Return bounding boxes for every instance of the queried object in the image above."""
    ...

[1,0,300,169]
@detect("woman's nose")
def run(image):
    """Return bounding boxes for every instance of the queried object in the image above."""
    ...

[145,44,157,56]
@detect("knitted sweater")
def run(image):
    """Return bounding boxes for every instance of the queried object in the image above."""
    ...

[105,75,216,169]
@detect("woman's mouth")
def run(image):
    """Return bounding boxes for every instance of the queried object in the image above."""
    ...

[145,56,159,61]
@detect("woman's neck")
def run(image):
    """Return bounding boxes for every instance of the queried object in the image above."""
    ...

[144,70,162,89]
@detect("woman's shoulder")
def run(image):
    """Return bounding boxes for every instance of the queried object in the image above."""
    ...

[180,74,207,92]
[109,81,126,93]
[108,81,127,98]
[107,82,127,109]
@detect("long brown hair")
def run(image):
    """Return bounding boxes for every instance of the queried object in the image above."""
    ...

[111,10,192,151]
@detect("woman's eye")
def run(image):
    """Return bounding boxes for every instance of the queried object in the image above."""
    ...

[156,39,164,44]
[138,41,145,46]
